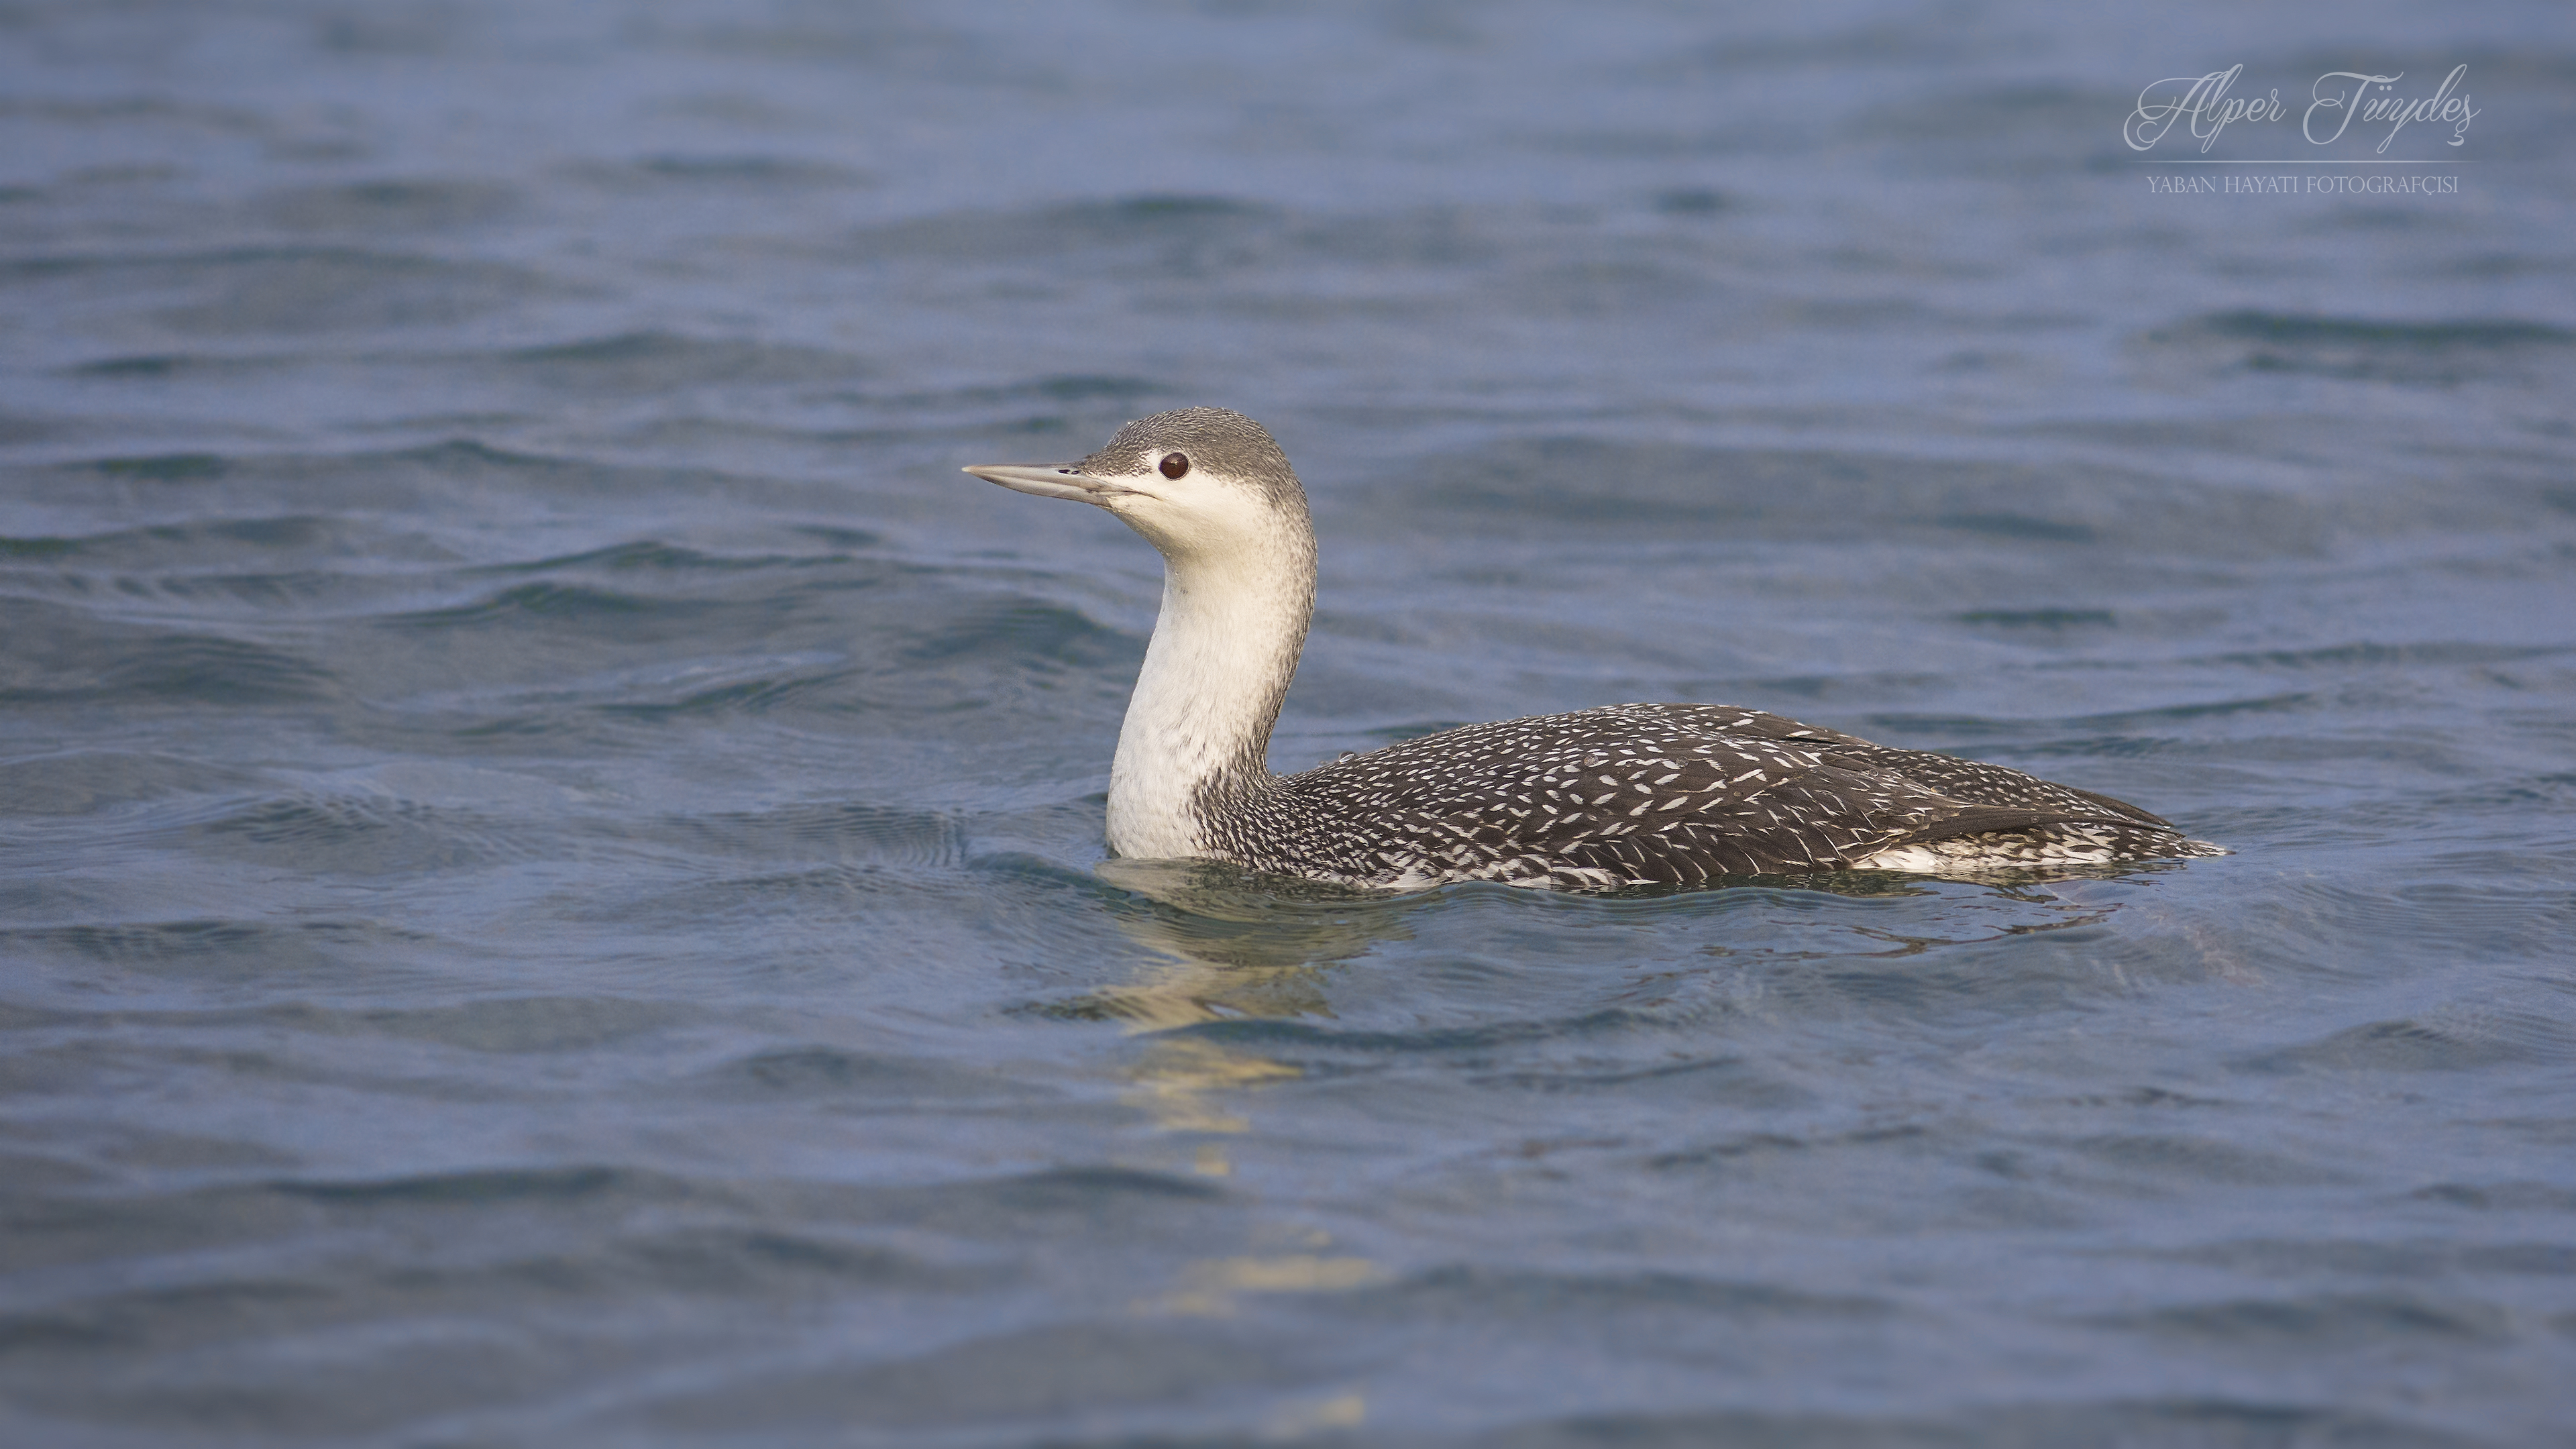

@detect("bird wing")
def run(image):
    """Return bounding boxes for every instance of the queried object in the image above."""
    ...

[1273,704,2163,887]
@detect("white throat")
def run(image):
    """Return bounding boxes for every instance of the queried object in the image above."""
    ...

[1105,537,1313,859]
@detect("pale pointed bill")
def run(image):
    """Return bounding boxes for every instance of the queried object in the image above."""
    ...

[962,463,1134,506]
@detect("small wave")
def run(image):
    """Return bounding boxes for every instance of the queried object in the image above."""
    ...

[1957,608,2118,629]
[2139,308,2575,385]
[382,581,701,630]
[696,1045,1049,1106]
[2068,692,2320,726]
[1652,186,1731,214]
[606,1224,985,1292]
[498,331,866,392]
[1472,1400,2473,1446]
[0,916,443,973]
[191,790,534,876]
[0,1278,329,1356]
[2,513,428,616]
[349,996,694,1054]
[0,750,261,815]
[2088,1291,2510,1346]
[1650,1122,1933,1172]
[638,1319,1303,1434]
[0,601,337,706]
[0,1223,967,1359]
[2060,1132,2348,1187]
[1479,1054,1815,1109]
[898,595,1140,671]
[642,154,857,183]
[469,537,869,576]
[256,178,517,233]
[86,451,227,480]
[1935,511,2097,543]
[590,664,867,720]
[66,352,298,378]
[845,194,1277,263]
[278,1164,643,1206]
[2195,641,2574,671]
[900,1165,1231,1215]
[20,438,753,524]
[2411,1181,2576,1214]
[1341,1263,1893,1322]
[2204,311,2575,350]
[2243,1009,2575,1075]
[565,154,869,189]
[659,801,966,869]
[1167,1006,1671,1059]
[8,246,572,337]
[865,372,1167,409]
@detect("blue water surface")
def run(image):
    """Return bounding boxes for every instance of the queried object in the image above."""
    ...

[4,2,2575,1444]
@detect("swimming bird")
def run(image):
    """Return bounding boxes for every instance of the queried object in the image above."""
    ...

[965,407,2223,891]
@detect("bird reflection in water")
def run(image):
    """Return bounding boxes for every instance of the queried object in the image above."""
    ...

[1061,857,1409,1174]
[1064,853,2179,1432]
[1061,855,2181,1171]
[1071,855,1391,1436]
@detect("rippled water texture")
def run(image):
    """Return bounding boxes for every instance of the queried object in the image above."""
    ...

[5,2,2575,1444]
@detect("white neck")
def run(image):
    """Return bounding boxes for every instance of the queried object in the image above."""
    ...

[1106,543,1313,859]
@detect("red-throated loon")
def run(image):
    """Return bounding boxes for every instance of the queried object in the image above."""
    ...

[965,407,2224,891]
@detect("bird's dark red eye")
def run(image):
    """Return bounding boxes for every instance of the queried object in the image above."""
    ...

[1159,452,1190,480]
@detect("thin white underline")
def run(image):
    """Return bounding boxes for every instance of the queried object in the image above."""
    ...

[2133,160,2475,165]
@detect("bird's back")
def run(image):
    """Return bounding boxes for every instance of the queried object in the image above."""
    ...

[1202,703,2215,890]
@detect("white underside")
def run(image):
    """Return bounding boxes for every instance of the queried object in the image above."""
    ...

[1854,843,2061,872]
[1851,829,2211,873]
